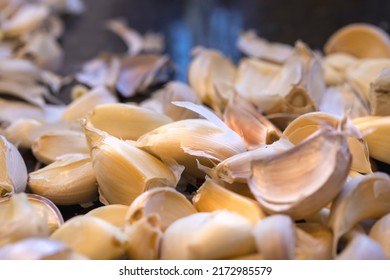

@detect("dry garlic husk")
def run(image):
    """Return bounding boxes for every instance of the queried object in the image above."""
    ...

[140,81,201,121]
[328,172,390,255]
[125,215,163,260]
[0,193,49,248]
[32,130,89,164]
[369,68,390,116]
[283,112,371,173]
[126,187,196,231]
[295,223,333,260]
[0,135,27,196]
[260,41,324,116]
[322,52,357,86]
[346,58,390,101]
[188,48,236,112]
[137,102,246,178]
[324,23,390,58]
[160,210,255,260]
[234,58,280,106]
[352,116,390,164]
[336,232,387,260]
[1,118,41,149]
[211,137,294,184]
[249,126,351,219]
[192,179,265,224]
[61,86,118,122]
[51,215,126,260]
[1,4,49,38]
[252,215,295,260]
[28,153,97,206]
[237,30,293,64]
[84,125,178,205]
[86,204,129,228]
[86,103,172,141]
[369,213,390,258]
[223,95,281,149]
[0,238,87,260]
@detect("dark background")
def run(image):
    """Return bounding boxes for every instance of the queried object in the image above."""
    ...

[61,0,390,81]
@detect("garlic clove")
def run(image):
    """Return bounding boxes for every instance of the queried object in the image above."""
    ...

[86,204,129,228]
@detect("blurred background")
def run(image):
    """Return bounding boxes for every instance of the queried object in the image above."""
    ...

[61,0,390,81]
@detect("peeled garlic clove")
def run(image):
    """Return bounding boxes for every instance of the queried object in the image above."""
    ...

[86,204,129,228]
[0,238,87,260]
[213,137,294,184]
[328,172,390,256]
[0,193,49,247]
[237,30,293,64]
[161,211,255,260]
[51,215,126,260]
[140,81,201,121]
[2,118,41,149]
[283,112,372,174]
[250,126,351,219]
[28,153,98,206]
[188,48,236,112]
[252,215,295,260]
[137,103,245,178]
[126,187,196,231]
[192,178,265,224]
[369,68,390,116]
[32,130,89,164]
[84,125,178,205]
[61,86,118,122]
[336,232,387,260]
[86,103,172,141]
[295,223,333,260]
[0,135,27,196]
[124,215,163,260]
[324,23,390,58]
[353,116,390,164]
[369,213,390,258]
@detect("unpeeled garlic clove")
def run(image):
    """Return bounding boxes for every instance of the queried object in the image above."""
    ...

[192,178,265,224]
[0,238,87,260]
[85,103,172,141]
[160,210,256,260]
[324,23,390,58]
[84,125,179,205]
[249,126,351,219]
[328,172,390,256]
[369,213,390,258]
[252,215,295,260]
[124,215,163,260]
[31,130,89,164]
[0,135,27,196]
[28,153,98,206]
[0,193,49,247]
[126,187,197,231]
[86,204,129,228]
[51,215,126,260]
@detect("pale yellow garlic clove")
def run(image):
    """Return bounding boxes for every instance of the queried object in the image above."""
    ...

[0,135,27,196]
[328,172,390,256]
[192,178,265,224]
[160,211,256,260]
[86,204,129,228]
[51,215,126,260]
[2,118,41,149]
[126,187,196,231]
[252,215,295,260]
[124,215,163,260]
[369,68,390,116]
[85,103,172,141]
[28,153,98,206]
[250,126,351,220]
[369,213,390,258]
[32,130,89,164]
[324,23,390,58]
